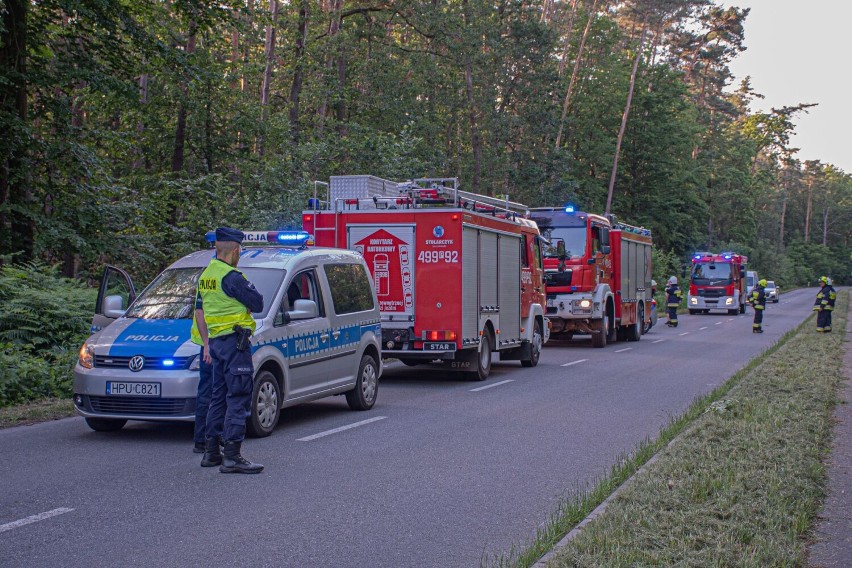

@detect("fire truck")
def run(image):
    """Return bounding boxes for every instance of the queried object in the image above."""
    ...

[686,252,748,315]
[302,175,548,380]
[527,207,653,348]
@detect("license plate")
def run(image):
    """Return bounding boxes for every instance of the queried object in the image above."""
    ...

[424,342,456,351]
[106,382,161,397]
[546,299,555,308]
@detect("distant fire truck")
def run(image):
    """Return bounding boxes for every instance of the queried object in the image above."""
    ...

[302,175,549,380]
[686,252,748,315]
[527,207,653,348]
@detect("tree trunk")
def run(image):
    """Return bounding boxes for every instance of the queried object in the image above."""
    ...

[557,0,579,78]
[0,0,34,260]
[172,19,198,173]
[465,64,482,193]
[804,178,813,243]
[605,17,648,216]
[822,205,828,246]
[288,0,309,143]
[555,0,599,149]
[257,0,279,157]
[133,74,149,170]
[317,0,343,137]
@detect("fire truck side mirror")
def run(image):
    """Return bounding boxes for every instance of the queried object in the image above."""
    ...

[740,267,746,277]
[601,245,611,255]
[556,240,567,261]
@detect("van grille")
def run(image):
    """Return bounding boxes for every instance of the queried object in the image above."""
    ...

[94,355,193,370]
[88,396,192,416]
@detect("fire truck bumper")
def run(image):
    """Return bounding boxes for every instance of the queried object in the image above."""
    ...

[687,294,737,312]
[383,349,458,361]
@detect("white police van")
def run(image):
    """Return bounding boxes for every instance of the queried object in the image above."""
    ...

[74,231,382,437]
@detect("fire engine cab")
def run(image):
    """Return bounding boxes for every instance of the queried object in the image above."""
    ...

[302,175,548,380]
[528,206,653,347]
[687,252,748,315]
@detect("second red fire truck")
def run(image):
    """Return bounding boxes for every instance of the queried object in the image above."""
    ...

[302,175,549,380]
[686,251,748,315]
[527,206,654,347]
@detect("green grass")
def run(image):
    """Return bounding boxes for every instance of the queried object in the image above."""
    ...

[0,397,76,429]
[490,291,847,568]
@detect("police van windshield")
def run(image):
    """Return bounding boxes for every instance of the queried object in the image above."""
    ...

[540,227,587,258]
[691,262,733,286]
[125,267,284,320]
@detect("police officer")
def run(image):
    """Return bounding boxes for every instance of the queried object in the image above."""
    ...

[665,276,681,327]
[749,279,766,333]
[191,227,264,474]
[189,293,216,454]
[814,276,837,332]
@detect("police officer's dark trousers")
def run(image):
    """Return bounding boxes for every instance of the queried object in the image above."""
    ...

[205,333,253,443]
[193,357,213,448]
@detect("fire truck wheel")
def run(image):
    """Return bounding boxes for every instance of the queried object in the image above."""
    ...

[346,355,379,410]
[247,370,281,438]
[470,332,493,381]
[688,309,698,315]
[625,313,642,342]
[740,302,747,313]
[591,316,607,348]
[521,320,543,368]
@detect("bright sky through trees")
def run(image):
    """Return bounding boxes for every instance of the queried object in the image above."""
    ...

[724,0,852,173]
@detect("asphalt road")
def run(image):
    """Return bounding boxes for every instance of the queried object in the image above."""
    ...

[0,288,818,567]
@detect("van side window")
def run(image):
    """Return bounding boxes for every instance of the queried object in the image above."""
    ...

[323,263,375,315]
[282,270,323,316]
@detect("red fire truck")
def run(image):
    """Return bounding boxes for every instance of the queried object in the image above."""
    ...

[527,207,653,347]
[302,175,549,380]
[686,252,748,315]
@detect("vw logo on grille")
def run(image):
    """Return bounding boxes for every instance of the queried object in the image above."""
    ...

[128,355,145,372]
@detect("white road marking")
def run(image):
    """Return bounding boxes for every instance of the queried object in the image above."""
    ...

[0,508,74,534]
[470,379,515,392]
[679,332,690,336]
[715,322,722,325]
[615,348,632,353]
[699,327,708,330]
[298,417,387,442]
[652,339,665,344]
[561,359,588,367]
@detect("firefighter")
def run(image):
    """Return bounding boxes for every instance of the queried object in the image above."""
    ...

[814,276,837,332]
[665,276,682,327]
[749,279,766,333]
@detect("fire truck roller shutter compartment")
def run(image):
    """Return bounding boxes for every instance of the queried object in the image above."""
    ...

[479,230,499,332]
[462,226,480,343]
[498,232,522,346]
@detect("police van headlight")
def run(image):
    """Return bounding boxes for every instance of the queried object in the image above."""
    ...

[78,342,94,369]
[189,354,201,371]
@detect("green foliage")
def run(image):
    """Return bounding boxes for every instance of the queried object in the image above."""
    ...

[0,262,96,406]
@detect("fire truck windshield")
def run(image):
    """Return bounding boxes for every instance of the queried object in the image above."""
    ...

[540,227,587,258]
[691,262,733,286]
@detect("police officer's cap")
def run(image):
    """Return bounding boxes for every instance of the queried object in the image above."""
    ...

[215,227,244,243]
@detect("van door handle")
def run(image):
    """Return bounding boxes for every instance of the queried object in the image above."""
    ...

[320,333,329,342]
[332,330,340,340]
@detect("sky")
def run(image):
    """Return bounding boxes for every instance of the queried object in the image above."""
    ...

[721,0,852,173]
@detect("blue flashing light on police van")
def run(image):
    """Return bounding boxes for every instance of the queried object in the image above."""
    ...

[564,203,576,214]
[693,254,702,260]
[204,231,216,243]
[162,359,175,367]
[270,231,311,246]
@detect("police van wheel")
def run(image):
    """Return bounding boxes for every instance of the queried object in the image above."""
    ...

[470,332,493,381]
[347,355,379,411]
[85,418,126,432]
[247,371,280,438]
[521,320,542,368]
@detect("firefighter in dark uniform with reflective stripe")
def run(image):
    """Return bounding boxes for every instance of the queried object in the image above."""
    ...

[749,279,766,333]
[814,276,837,332]
[665,276,681,327]
[191,227,265,474]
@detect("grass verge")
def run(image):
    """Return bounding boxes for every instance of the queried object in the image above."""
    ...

[492,291,847,567]
[0,398,75,429]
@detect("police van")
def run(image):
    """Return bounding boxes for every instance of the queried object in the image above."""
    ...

[74,231,382,437]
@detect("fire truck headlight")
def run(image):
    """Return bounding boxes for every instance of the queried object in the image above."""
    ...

[690,297,698,305]
[579,299,592,309]
[725,297,733,305]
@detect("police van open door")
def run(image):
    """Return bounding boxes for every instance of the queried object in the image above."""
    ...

[92,266,136,333]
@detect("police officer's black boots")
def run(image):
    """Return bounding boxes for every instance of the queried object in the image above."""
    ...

[220,441,264,474]
[200,437,223,467]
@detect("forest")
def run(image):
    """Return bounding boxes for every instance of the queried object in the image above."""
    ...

[2,0,851,287]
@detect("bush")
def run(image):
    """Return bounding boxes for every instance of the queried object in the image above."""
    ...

[0,262,96,406]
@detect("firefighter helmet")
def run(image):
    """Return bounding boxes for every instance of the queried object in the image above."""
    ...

[758,279,767,287]
[667,276,677,285]
[819,276,829,285]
